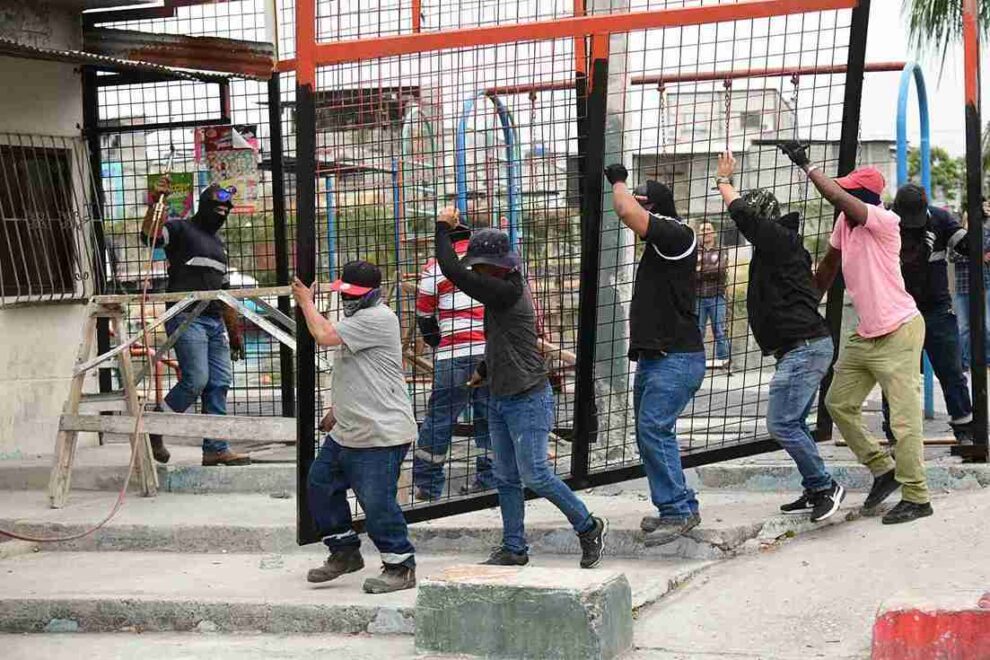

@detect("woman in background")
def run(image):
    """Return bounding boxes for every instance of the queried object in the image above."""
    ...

[696,221,731,370]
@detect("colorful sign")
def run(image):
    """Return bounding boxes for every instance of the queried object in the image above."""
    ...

[195,124,261,213]
[147,171,194,222]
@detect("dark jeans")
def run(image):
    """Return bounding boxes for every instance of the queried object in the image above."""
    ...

[412,355,494,497]
[490,382,593,554]
[766,337,834,492]
[697,295,730,361]
[634,351,706,518]
[164,313,231,455]
[307,436,415,568]
[882,306,973,437]
[953,291,990,371]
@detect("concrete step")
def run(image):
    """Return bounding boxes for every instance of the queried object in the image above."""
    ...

[0,489,870,561]
[694,446,990,493]
[0,550,711,635]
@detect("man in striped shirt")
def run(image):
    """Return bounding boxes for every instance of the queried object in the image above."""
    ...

[412,223,495,500]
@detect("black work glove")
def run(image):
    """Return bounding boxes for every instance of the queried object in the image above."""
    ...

[416,316,442,348]
[604,163,628,185]
[779,141,810,168]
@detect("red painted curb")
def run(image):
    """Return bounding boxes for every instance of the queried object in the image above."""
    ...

[872,592,990,660]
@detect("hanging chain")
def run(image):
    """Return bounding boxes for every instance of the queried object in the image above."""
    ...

[723,79,732,151]
[790,74,800,141]
[658,83,667,151]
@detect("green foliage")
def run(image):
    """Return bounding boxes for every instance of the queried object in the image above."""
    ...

[907,146,965,205]
[905,0,990,56]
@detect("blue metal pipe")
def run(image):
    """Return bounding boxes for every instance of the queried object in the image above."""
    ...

[391,157,403,319]
[325,175,336,278]
[455,90,522,249]
[896,62,935,419]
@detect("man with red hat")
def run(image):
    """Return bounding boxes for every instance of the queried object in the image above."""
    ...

[781,141,931,525]
[292,261,419,594]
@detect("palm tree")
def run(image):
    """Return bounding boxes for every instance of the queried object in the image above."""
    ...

[904,1,990,175]
[904,0,990,55]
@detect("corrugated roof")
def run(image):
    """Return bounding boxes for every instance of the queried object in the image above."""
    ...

[0,36,236,83]
[84,28,275,80]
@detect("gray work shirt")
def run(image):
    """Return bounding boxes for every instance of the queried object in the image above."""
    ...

[331,304,417,449]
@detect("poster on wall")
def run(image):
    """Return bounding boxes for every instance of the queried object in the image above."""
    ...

[147,172,194,221]
[195,124,261,213]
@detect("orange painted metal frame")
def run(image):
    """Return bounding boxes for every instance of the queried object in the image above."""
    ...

[288,0,858,72]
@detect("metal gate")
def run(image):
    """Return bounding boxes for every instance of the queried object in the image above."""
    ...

[290,0,870,543]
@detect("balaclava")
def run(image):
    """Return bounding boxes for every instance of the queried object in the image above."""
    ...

[194,184,234,234]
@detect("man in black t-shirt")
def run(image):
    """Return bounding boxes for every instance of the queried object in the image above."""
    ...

[884,184,973,444]
[605,163,705,547]
[715,151,845,522]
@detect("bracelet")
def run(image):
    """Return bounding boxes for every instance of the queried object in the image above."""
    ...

[715,176,733,186]
[804,164,820,176]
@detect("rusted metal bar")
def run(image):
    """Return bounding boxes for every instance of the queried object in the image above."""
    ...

[303,0,858,67]
[630,60,906,86]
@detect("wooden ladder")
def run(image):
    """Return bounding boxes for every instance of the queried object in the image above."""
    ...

[49,299,158,508]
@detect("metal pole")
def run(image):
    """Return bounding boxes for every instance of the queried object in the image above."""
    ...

[962,0,988,456]
[571,33,609,486]
[82,67,113,396]
[268,73,295,418]
[816,0,870,441]
[295,0,320,544]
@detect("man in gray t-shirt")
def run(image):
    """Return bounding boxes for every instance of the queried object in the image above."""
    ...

[292,260,417,595]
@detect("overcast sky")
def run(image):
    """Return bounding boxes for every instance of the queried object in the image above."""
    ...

[862,1,990,156]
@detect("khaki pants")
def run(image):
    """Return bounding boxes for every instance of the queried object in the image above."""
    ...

[824,314,929,504]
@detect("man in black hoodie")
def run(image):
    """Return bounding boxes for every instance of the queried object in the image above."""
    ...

[605,163,705,547]
[714,151,844,521]
[141,179,249,467]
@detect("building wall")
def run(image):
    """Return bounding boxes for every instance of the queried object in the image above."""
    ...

[0,0,92,458]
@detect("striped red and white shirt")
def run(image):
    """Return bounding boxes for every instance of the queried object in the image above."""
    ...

[416,239,486,360]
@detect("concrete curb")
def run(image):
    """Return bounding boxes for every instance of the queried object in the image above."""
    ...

[695,463,990,493]
[872,590,990,659]
[0,598,415,635]
[0,507,864,561]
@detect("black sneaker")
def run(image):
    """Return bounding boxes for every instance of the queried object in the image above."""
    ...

[578,516,608,569]
[458,480,492,496]
[863,470,900,510]
[149,434,170,464]
[809,481,846,523]
[307,548,365,583]
[881,500,934,525]
[413,488,435,502]
[780,491,815,514]
[643,513,701,547]
[481,547,529,566]
[363,564,416,594]
[950,421,974,446]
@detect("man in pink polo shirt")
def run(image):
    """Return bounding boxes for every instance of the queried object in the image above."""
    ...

[781,142,932,525]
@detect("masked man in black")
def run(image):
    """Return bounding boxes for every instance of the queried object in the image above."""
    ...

[141,179,250,467]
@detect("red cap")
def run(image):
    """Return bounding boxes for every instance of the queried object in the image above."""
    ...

[834,167,886,195]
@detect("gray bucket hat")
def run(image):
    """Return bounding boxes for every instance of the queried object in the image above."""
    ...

[461,228,520,270]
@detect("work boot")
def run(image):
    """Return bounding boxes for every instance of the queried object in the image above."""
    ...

[363,564,416,594]
[643,513,701,547]
[881,500,933,525]
[950,421,974,446]
[149,434,170,464]
[202,450,251,466]
[578,516,608,569]
[481,546,529,566]
[307,548,365,583]
[862,470,899,511]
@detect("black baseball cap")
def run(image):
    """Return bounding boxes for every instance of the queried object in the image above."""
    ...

[330,260,381,296]
[893,183,929,229]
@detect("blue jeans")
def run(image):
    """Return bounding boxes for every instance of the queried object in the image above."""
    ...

[412,355,494,497]
[882,306,973,433]
[164,313,231,455]
[634,352,706,518]
[697,295,730,361]
[766,337,835,492]
[954,292,990,371]
[307,436,415,568]
[490,382,593,554]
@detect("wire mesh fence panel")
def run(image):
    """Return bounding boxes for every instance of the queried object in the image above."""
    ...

[90,2,294,422]
[589,5,856,475]
[309,34,585,518]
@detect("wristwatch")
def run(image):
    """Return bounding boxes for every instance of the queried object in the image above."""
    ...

[715,175,733,186]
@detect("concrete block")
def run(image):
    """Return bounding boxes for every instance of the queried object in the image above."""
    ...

[873,590,990,660]
[415,565,633,659]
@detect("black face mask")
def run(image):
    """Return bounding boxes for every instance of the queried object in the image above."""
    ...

[194,187,233,234]
[778,211,801,234]
[846,187,883,207]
